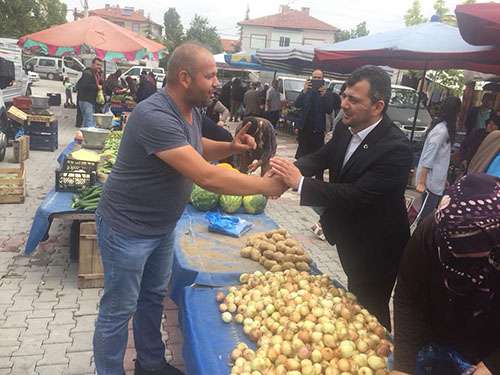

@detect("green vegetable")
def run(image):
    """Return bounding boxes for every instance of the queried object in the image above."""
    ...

[191,184,219,211]
[242,195,268,214]
[219,194,243,214]
[71,185,103,211]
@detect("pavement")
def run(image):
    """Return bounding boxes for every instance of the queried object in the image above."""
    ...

[0,80,347,375]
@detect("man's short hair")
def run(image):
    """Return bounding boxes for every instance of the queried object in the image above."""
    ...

[346,65,392,112]
[167,42,211,85]
[92,57,103,64]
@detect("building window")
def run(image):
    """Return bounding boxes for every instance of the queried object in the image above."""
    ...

[279,36,290,47]
[132,23,140,32]
[250,34,267,49]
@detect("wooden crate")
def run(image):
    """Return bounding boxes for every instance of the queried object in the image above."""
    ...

[0,164,26,204]
[13,136,30,163]
[78,221,104,288]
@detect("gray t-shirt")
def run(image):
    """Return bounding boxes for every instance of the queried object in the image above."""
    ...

[97,91,203,237]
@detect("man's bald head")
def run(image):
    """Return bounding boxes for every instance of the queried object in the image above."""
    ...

[166,42,213,86]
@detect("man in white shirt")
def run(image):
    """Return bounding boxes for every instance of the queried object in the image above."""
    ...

[270,66,412,330]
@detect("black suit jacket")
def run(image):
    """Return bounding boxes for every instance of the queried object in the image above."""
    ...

[296,114,412,282]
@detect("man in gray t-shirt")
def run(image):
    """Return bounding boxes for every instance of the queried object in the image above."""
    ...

[93,43,288,375]
[266,79,282,128]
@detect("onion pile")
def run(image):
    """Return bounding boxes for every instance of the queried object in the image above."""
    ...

[216,270,392,375]
[240,229,312,272]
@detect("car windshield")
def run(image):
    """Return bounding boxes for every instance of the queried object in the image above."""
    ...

[390,88,425,108]
[153,68,163,74]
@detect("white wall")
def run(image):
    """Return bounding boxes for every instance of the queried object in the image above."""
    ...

[269,29,303,48]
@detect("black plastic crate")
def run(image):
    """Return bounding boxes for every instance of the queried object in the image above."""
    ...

[64,159,98,174]
[55,169,96,192]
[25,120,58,136]
[47,93,61,106]
[29,133,58,152]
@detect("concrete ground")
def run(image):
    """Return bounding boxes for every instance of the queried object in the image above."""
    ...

[0,79,347,374]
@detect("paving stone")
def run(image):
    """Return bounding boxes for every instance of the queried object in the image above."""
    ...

[6,296,34,313]
[78,289,100,302]
[0,312,28,329]
[0,290,17,304]
[74,301,98,317]
[23,318,51,337]
[36,364,68,375]
[36,290,59,302]
[0,346,21,358]
[54,294,78,310]
[10,354,43,375]
[51,310,75,326]
[12,334,46,357]
[0,357,12,369]
[37,343,70,366]
[64,351,93,373]
[68,332,93,353]
[0,277,23,291]
[44,324,74,344]
[0,328,23,347]
[27,310,55,319]
[71,316,96,333]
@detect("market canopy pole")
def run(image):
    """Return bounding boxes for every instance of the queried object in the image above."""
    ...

[410,65,427,143]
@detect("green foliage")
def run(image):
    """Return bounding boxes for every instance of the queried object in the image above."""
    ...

[163,8,184,53]
[404,0,427,26]
[335,21,369,42]
[185,15,223,54]
[427,70,465,97]
[0,0,67,38]
[433,0,449,18]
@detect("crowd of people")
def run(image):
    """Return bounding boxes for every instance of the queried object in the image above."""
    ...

[65,42,500,375]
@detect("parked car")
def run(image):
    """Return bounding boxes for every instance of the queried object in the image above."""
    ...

[387,85,433,144]
[28,71,40,83]
[0,38,30,104]
[120,66,165,89]
[24,56,85,82]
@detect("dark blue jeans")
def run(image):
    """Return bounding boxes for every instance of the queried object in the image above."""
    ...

[93,214,175,375]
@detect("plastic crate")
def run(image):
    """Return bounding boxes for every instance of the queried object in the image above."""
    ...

[30,133,58,151]
[25,119,58,136]
[64,159,98,174]
[13,96,32,110]
[55,169,96,192]
[46,93,61,106]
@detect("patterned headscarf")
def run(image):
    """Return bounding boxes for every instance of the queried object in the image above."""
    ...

[435,173,500,299]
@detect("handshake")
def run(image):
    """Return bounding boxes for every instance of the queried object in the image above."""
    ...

[262,157,303,199]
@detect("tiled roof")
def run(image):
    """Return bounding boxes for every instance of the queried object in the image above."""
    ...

[221,38,239,53]
[90,6,161,26]
[239,9,337,32]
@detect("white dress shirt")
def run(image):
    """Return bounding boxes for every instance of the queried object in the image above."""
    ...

[297,118,382,194]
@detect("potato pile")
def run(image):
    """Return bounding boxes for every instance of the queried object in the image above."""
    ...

[217,270,392,375]
[240,229,312,272]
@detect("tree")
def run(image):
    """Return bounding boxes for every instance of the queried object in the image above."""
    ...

[163,8,184,53]
[0,0,67,38]
[404,0,427,26]
[427,70,465,97]
[335,21,369,42]
[185,15,222,54]
[433,0,449,19]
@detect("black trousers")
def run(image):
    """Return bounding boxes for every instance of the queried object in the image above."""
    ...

[296,128,325,180]
[348,274,397,332]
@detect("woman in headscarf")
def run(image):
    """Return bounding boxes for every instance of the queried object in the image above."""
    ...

[392,173,500,375]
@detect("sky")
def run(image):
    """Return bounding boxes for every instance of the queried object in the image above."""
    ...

[62,0,492,39]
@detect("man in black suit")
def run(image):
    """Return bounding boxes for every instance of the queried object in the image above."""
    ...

[271,66,412,330]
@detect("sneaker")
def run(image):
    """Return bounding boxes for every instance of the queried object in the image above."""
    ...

[134,359,185,375]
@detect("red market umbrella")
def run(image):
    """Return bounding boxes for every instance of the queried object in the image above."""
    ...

[456,3,500,46]
[18,16,167,61]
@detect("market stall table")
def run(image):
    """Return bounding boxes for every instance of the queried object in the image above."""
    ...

[170,204,280,304]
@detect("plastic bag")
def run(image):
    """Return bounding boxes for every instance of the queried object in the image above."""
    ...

[96,88,105,105]
[206,211,253,238]
[415,344,475,375]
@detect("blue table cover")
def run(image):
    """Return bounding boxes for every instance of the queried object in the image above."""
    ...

[170,205,279,304]
[24,190,79,255]
[179,286,255,375]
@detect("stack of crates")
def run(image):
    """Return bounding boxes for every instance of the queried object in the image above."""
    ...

[25,115,58,152]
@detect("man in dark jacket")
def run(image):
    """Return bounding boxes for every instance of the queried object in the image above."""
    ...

[77,57,103,128]
[294,69,335,180]
[464,92,495,135]
[270,66,412,330]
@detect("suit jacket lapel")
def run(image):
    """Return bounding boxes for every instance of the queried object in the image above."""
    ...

[340,115,391,178]
[332,123,353,181]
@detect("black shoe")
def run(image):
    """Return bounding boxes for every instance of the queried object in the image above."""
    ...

[134,359,185,375]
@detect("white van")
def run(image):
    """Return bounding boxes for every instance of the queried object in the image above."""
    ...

[276,76,331,106]
[120,66,165,89]
[0,38,30,104]
[24,56,85,82]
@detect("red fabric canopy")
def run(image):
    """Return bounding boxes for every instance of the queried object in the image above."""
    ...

[456,3,500,46]
[18,16,166,60]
